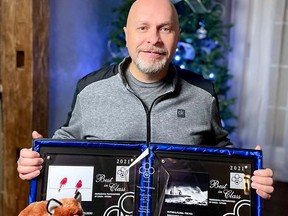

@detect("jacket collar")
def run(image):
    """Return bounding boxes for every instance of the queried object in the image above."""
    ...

[117,56,179,92]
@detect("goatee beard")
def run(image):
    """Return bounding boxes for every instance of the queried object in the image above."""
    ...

[135,46,168,74]
[135,57,167,74]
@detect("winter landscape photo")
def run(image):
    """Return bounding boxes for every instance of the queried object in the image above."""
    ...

[164,171,208,206]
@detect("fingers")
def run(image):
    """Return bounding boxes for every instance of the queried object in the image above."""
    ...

[19,148,41,159]
[17,164,42,180]
[254,168,273,178]
[17,155,43,167]
[251,179,274,191]
[252,146,274,199]
[17,131,43,180]
[251,175,274,190]
[17,148,44,180]
[252,181,274,199]
[252,168,274,199]
[19,169,42,181]
[255,189,272,200]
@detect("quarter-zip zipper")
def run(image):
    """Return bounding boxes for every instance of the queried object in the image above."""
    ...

[127,86,173,147]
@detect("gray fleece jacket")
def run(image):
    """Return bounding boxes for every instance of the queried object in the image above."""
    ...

[53,57,231,147]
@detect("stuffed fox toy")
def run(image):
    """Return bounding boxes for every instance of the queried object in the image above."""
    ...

[18,192,83,216]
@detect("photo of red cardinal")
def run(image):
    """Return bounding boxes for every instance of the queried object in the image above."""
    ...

[58,177,68,192]
[75,180,82,194]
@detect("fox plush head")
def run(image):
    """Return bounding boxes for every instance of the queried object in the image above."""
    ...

[18,192,83,216]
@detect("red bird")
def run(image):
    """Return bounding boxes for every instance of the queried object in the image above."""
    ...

[58,177,68,192]
[75,180,82,194]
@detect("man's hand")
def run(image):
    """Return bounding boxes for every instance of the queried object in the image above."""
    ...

[251,145,274,199]
[17,131,44,180]
[32,131,43,139]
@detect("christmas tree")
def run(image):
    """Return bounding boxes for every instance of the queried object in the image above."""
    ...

[108,0,236,132]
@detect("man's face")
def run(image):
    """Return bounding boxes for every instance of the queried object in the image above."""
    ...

[124,0,180,76]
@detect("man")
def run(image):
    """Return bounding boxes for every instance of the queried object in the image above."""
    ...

[17,0,273,199]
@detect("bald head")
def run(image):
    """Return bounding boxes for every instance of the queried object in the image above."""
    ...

[126,0,179,29]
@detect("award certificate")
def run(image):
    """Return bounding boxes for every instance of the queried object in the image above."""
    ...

[29,140,262,216]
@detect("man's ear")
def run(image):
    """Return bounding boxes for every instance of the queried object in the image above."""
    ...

[123,27,128,47]
[46,199,62,215]
[74,191,82,202]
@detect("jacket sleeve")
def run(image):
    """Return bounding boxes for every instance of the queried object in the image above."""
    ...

[52,93,83,139]
[53,64,118,137]
[210,96,233,147]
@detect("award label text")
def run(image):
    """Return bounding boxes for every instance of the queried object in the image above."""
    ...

[210,179,241,200]
[95,174,113,183]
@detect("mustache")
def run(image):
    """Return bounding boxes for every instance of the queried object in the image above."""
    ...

[137,47,167,55]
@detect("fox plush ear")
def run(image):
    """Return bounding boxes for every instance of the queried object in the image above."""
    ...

[46,199,62,215]
[74,191,82,202]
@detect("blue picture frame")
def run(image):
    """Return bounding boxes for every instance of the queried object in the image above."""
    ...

[29,139,262,216]
[148,143,262,216]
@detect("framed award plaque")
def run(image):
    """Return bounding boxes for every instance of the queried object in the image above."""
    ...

[29,140,262,216]
[30,139,147,216]
[149,144,263,216]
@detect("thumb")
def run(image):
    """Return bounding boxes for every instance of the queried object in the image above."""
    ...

[32,131,43,139]
[255,145,262,150]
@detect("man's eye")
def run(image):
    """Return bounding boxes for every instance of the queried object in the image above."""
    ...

[138,26,147,31]
[161,27,171,33]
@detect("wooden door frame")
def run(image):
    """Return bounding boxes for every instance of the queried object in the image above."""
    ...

[0,0,49,214]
